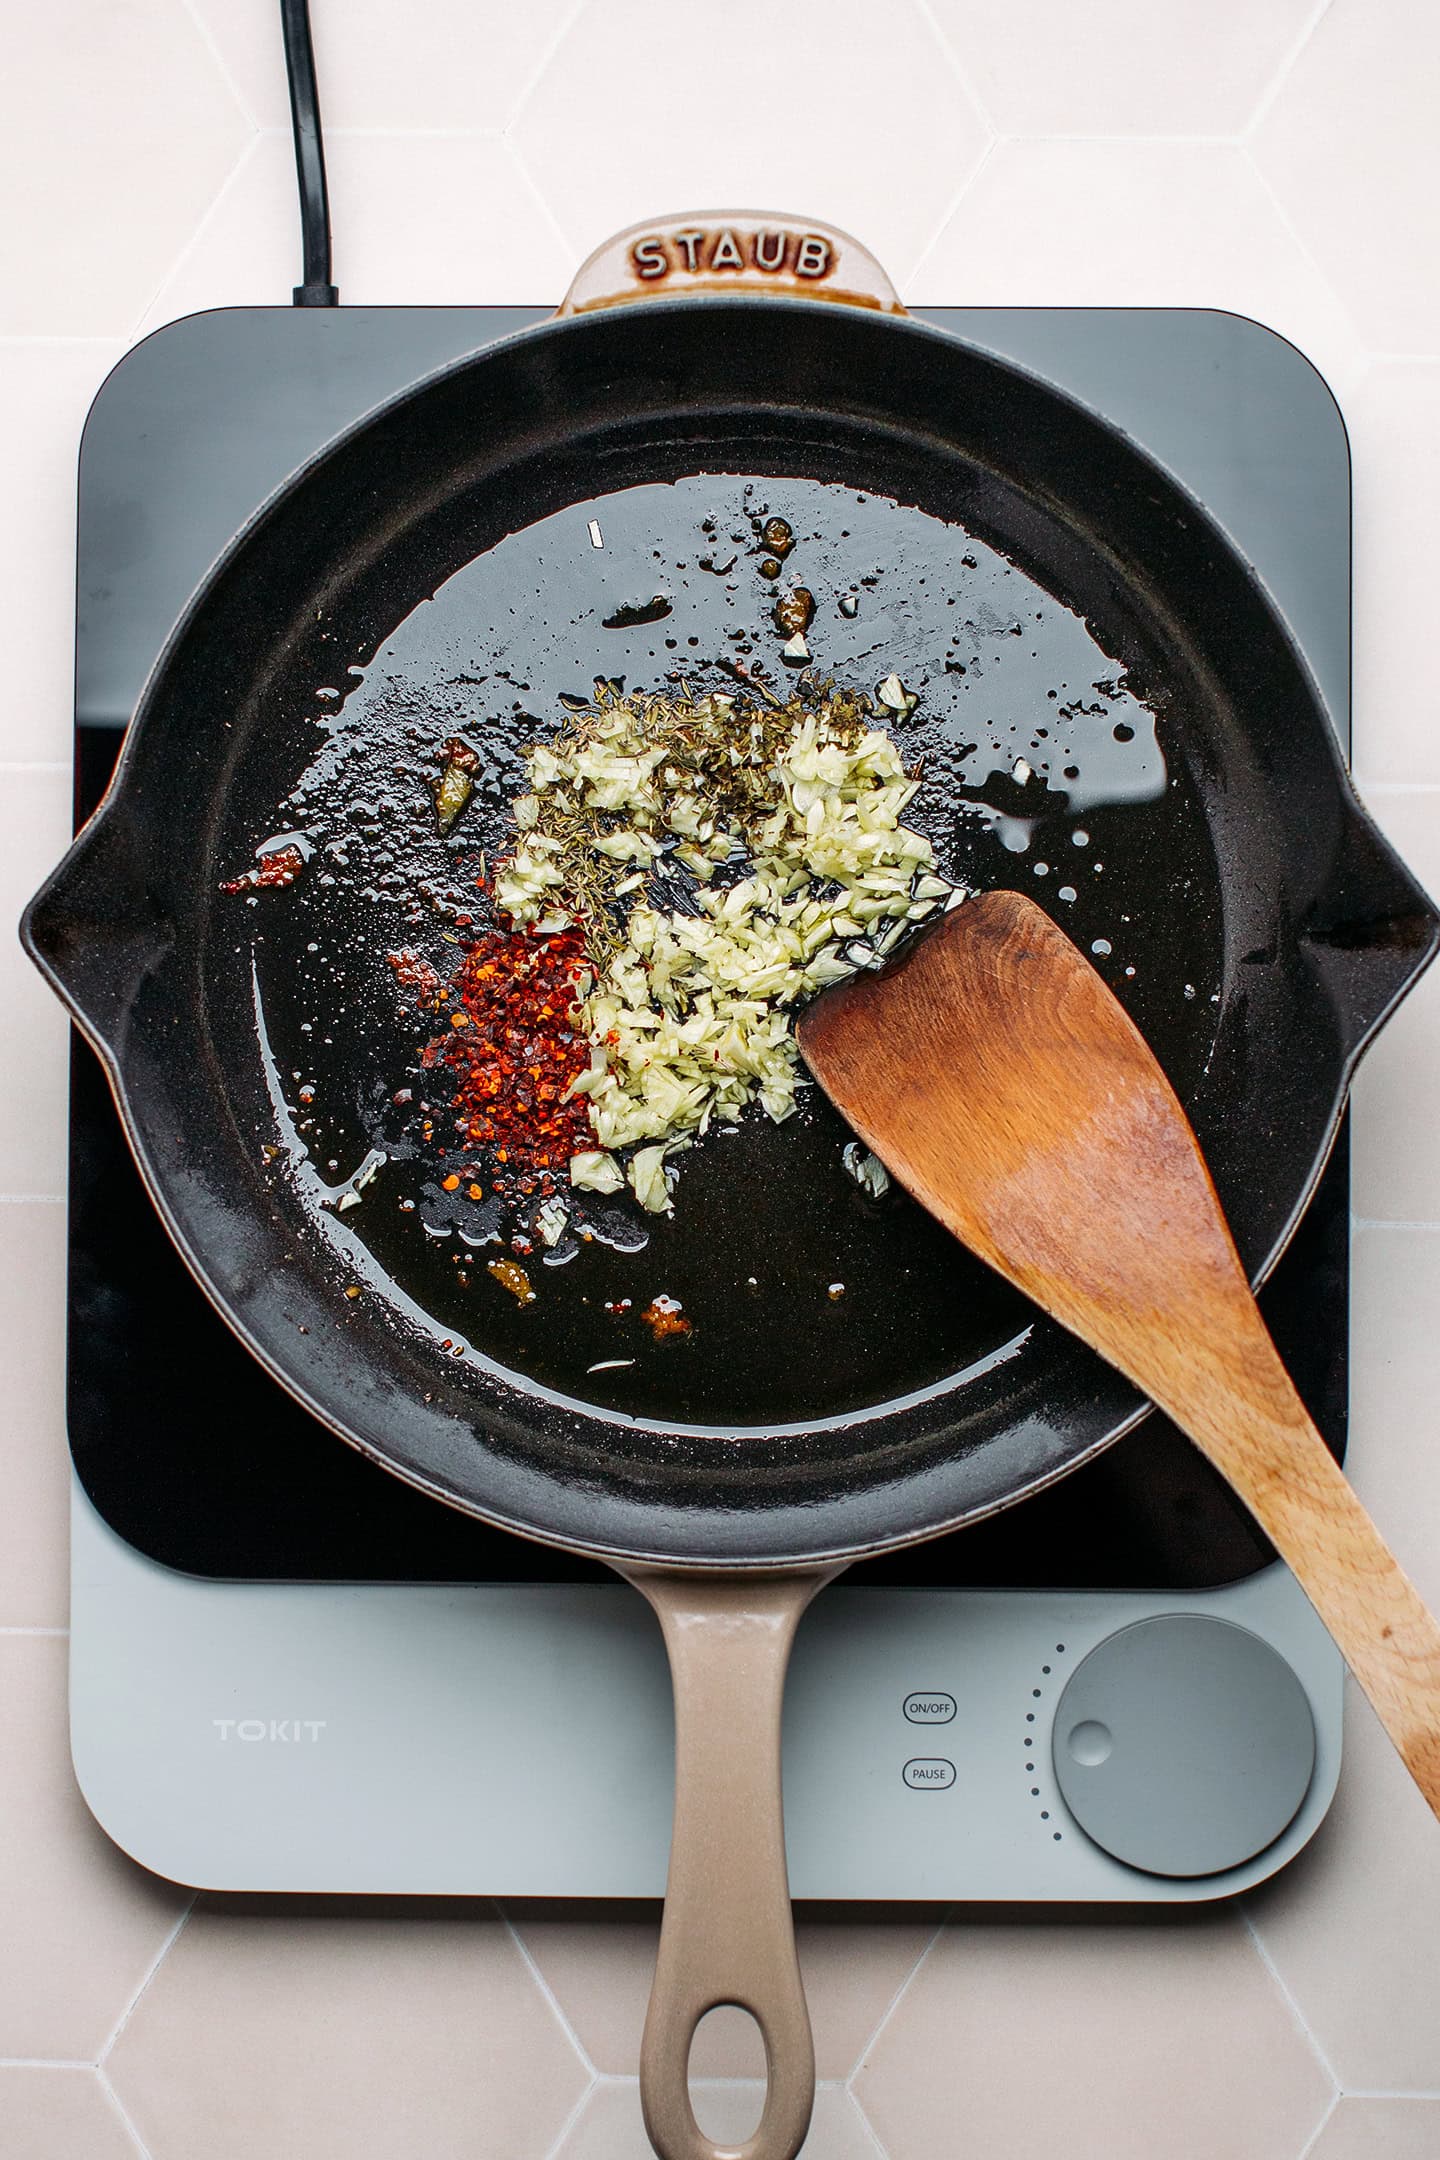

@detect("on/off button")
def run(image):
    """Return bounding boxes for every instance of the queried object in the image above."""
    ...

[904,1692,957,1724]
[903,1758,956,1790]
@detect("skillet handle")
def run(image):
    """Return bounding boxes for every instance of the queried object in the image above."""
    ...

[557,212,906,319]
[617,1562,845,2160]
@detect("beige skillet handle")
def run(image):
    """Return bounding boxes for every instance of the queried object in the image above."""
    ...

[617,1563,845,2160]
[557,211,907,318]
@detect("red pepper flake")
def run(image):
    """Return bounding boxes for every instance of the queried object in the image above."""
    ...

[439,735,480,774]
[387,949,442,1004]
[408,920,594,1205]
[641,1294,691,1342]
[219,844,306,894]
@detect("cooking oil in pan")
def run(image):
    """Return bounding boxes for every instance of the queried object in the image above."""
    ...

[231,475,1221,1433]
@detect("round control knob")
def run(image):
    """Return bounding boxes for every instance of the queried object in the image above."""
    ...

[1051,1616,1316,1878]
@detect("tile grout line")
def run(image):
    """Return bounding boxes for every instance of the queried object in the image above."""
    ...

[978,129,1241,145]
[1346,2086,1440,2099]
[0,1627,69,1637]
[1240,1907,1343,2094]
[503,0,593,135]
[499,137,582,280]
[908,0,994,136]
[0,335,128,349]
[326,124,509,139]
[95,2064,155,2160]
[540,2064,599,2160]
[848,2082,895,2160]
[174,0,265,135]
[497,1903,601,2080]
[0,2057,94,2069]
[903,137,1000,300]
[125,133,264,343]
[912,0,1003,133]
[1352,1218,1440,1233]
[843,1907,953,2087]
[1240,143,1361,354]
[0,1196,65,1207]
[1240,0,1336,141]
[504,135,592,266]
[96,1898,197,2068]
[1295,2088,1340,2160]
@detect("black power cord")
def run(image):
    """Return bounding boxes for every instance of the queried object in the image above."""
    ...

[280,0,339,306]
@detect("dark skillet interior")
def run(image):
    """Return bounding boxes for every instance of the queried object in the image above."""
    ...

[28,299,1436,1566]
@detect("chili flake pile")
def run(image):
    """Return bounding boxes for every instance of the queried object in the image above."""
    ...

[418,922,593,1202]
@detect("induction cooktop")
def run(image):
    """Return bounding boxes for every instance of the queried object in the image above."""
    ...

[66,300,1349,1897]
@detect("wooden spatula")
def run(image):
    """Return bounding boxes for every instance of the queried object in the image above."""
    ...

[797,888,1440,1816]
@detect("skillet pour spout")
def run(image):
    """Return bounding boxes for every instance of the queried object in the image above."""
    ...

[21,795,168,1062]
[1301,795,1440,1065]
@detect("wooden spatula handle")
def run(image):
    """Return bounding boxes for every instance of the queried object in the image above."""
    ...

[1166,1353,1440,1811]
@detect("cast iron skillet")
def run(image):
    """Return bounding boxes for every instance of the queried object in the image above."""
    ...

[23,217,1439,2160]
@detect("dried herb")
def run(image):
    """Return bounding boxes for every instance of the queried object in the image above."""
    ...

[434,736,480,833]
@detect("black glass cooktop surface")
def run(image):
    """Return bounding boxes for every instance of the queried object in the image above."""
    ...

[66,304,1350,1588]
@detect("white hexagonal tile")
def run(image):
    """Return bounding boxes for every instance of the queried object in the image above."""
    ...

[0,1636,189,2059]
[0,766,75,1200]
[925,0,1321,138]
[188,0,583,134]
[509,1899,942,2080]
[911,139,1365,396]
[1309,2098,1440,2158]
[553,2077,879,2158]
[105,1898,589,2160]
[511,0,988,288]
[137,133,574,333]
[1346,363,1440,786]
[1253,0,1440,356]
[0,0,252,336]
[1248,1674,1440,2091]
[1347,794,1440,1223]
[853,1909,1332,2159]
[0,2067,141,2160]
[0,341,125,763]
[0,1200,68,1627]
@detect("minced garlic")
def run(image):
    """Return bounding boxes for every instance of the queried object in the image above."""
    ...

[492,682,961,1217]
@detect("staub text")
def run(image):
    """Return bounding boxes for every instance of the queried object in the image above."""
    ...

[630,228,834,283]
